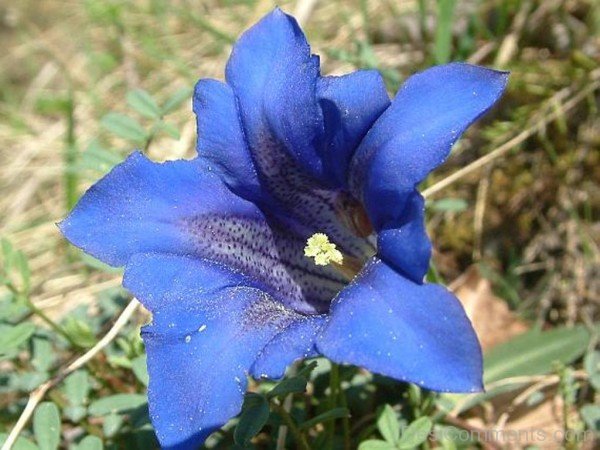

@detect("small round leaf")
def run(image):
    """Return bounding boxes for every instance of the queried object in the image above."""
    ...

[33,402,61,450]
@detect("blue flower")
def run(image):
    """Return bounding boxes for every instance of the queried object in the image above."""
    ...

[59,8,508,450]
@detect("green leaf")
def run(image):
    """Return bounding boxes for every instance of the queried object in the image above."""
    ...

[131,354,149,386]
[297,360,319,377]
[0,323,36,354]
[584,351,600,390]
[267,361,317,399]
[267,376,309,399]
[33,402,61,450]
[103,413,124,437]
[107,355,132,369]
[429,198,468,213]
[0,434,40,450]
[434,0,457,64]
[81,139,122,170]
[88,393,147,416]
[1,238,14,268]
[133,424,158,449]
[157,121,181,139]
[441,380,528,415]
[74,436,103,450]
[62,317,96,348]
[581,404,600,432]
[397,417,433,449]
[32,337,54,372]
[0,298,29,322]
[484,325,590,383]
[64,405,87,422]
[358,440,397,450]
[299,407,349,430]
[64,370,90,406]
[101,112,147,143]
[377,404,400,443]
[161,87,192,114]
[126,89,161,119]
[15,250,31,293]
[17,371,48,391]
[234,393,270,446]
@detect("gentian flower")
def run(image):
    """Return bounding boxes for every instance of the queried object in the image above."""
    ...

[59,8,508,449]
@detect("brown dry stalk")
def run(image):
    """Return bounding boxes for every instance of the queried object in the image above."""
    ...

[422,76,600,199]
[494,370,588,432]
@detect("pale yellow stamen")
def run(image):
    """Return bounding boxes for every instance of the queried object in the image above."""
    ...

[304,233,343,266]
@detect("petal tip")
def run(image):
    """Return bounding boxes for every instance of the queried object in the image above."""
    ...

[442,372,484,394]
[56,218,67,234]
[56,210,81,255]
[252,6,300,32]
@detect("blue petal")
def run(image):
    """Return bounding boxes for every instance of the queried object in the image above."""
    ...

[251,314,326,380]
[317,258,482,393]
[193,78,261,198]
[222,9,377,262]
[192,78,363,264]
[58,152,260,267]
[124,254,316,449]
[377,191,431,283]
[350,63,509,229]
[317,70,390,186]
[225,8,324,180]
[59,150,348,315]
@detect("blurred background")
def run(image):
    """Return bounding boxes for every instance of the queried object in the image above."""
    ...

[1,0,599,449]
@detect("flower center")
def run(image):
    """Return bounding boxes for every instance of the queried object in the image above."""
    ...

[304,233,363,280]
[304,233,343,266]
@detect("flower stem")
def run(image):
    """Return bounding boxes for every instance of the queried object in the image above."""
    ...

[272,401,311,450]
[330,363,352,450]
[327,362,340,448]
[5,281,76,346]
[64,86,78,211]
[25,297,76,346]
[276,362,298,450]
[339,374,351,450]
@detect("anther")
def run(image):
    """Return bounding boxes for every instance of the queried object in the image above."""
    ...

[304,233,343,266]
